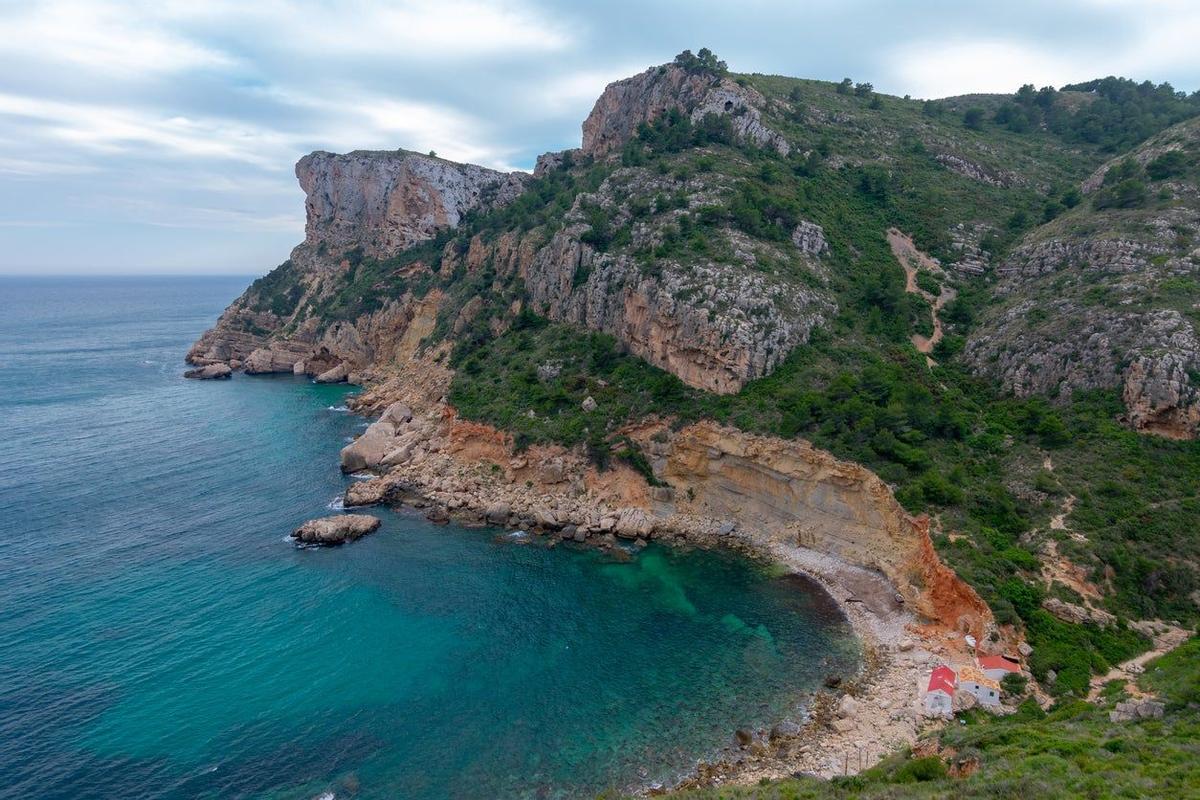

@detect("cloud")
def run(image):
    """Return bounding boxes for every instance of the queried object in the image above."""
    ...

[0,1,234,78]
[885,2,1200,98]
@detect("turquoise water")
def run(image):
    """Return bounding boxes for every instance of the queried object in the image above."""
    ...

[0,277,859,799]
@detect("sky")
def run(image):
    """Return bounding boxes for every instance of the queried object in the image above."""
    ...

[1,0,1198,275]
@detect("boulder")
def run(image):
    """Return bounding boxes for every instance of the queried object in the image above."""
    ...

[315,362,350,383]
[1110,699,1165,723]
[380,402,413,426]
[485,502,511,525]
[837,695,860,719]
[184,363,232,380]
[613,507,655,539]
[339,420,397,472]
[1018,641,1034,658]
[531,507,559,530]
[292,514,381,545]
[581,396,598,412]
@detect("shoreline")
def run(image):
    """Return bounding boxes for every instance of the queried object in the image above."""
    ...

[332,387,946,787]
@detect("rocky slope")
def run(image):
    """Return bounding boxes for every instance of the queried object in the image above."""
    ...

[964,117,1200,437]
[581,62,790,158]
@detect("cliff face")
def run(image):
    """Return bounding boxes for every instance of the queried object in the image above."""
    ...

[581,64,789,158]
[297,149,528,259]
[964,118,1200,438]
[633,421,992,635]
[519,167,831,393]
[188,149,527,374]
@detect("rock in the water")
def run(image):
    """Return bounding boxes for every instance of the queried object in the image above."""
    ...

[184,363,232,380]
[339,420,397,473]
[314,362,350,383]
[292,514,381,545]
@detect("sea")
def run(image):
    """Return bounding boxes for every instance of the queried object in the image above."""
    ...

[0,275,859,799]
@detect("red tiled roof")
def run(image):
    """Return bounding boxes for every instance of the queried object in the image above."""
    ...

[927,665,956,694]
[979,655,1021,673]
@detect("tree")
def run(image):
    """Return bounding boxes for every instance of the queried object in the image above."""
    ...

[674,48,727,76]
[963,107,985,130]
[1146,150,1188,180]
[854,81,874,98]
[836,78,853,95]
[1001,673,1028,700]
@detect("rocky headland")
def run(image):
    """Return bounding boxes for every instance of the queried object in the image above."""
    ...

[187,54,1193,790]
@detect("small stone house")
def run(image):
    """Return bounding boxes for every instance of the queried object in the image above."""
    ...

[958,665,1002,707]
[924,665,957,717]
[978,654,1021,683]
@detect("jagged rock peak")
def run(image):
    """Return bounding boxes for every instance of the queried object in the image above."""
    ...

[296,149,529,260]
[580,60,789,158]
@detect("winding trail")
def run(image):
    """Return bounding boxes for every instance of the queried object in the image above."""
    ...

[887,228,956,365]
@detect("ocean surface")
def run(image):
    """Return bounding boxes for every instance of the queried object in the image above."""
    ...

[0,276,859,800]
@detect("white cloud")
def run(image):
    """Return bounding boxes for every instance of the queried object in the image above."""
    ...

[157,0,571,60]
[885,40,1091,98]
[0,93,293,167]
[0,1,234,78]
[887,4,1200,98]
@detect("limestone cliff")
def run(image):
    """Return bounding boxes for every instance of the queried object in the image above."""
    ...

[297,149,527,259]
[964,117,1200,438]
[581,63,789,158]
[188,149,527,375]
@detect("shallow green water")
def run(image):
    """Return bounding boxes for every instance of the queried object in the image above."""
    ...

[0,276,859,799]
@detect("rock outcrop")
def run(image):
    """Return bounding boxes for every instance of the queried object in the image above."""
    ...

[965,117,1200,438]
[183,363,232,380]
[292,514,381,545]
[581,64,789,158]
[296,149,528,259]
[520,167,833,393]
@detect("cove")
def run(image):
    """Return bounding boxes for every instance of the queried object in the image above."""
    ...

[0,276,860,799]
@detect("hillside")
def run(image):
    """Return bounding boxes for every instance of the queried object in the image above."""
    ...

[189,50,1200,790]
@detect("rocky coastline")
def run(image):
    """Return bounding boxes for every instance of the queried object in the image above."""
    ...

[305,370,996,788]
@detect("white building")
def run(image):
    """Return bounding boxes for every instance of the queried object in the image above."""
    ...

[958,665,1002,707]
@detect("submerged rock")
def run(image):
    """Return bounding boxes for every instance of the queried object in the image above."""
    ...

[292,514,381,545]
[183,363,232,380]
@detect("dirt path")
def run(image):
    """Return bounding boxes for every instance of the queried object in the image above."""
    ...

[887,229,955,363]
[1087,621,1192,700]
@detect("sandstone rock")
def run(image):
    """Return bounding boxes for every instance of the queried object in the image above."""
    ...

[830,718,855,734]
[837,695,860,718]
[613,507,655,539]
[1018,641,1034,658]
[952,690,977,712]
[315,362,350,383]
[531,506,559,530]
[485,502,511,525]
[770,721,802,739]
[339,420,397,473]
[380,402,413,426]
[183,363,232,380]
[897,639,914,652]
[581,396,598,412]
[292,514,381,545]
